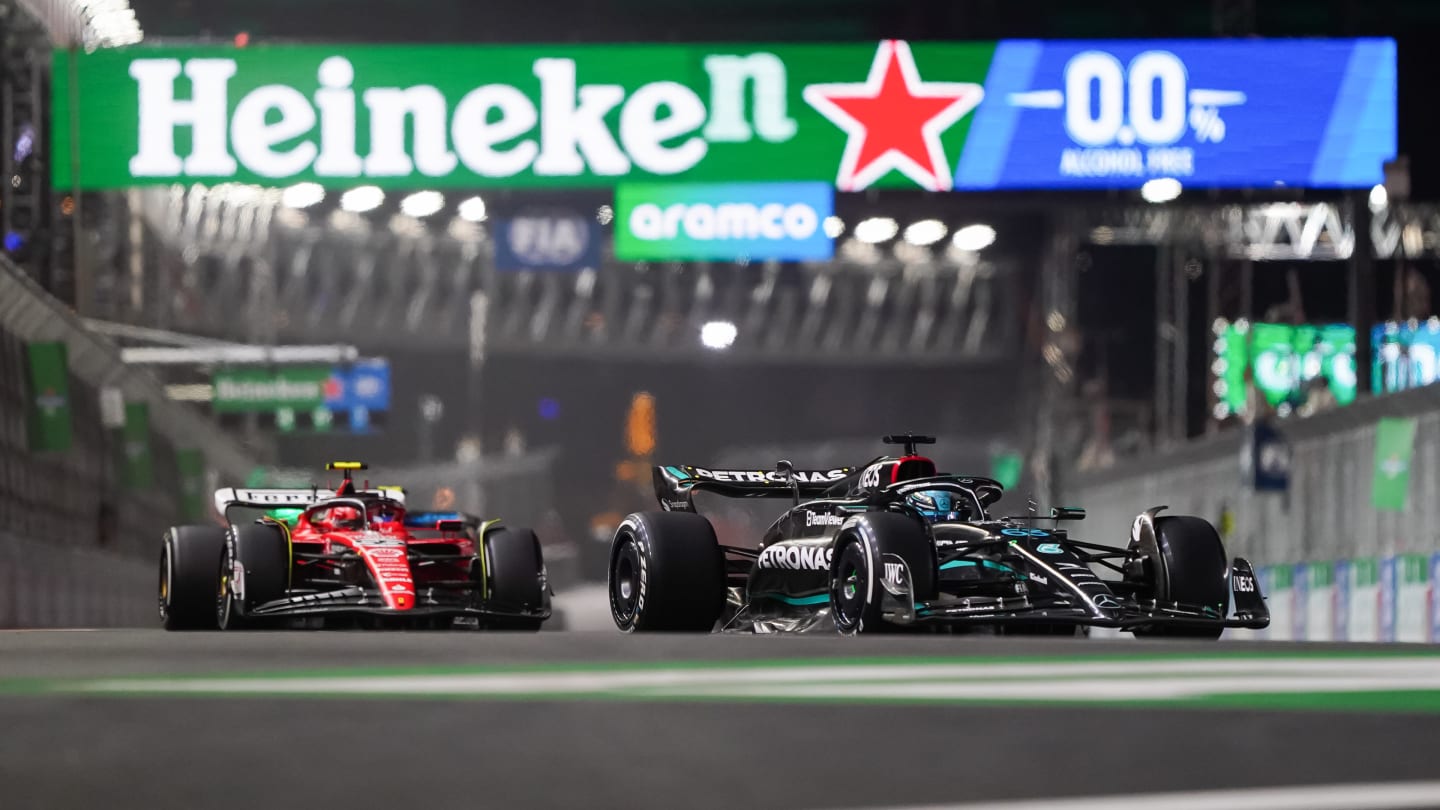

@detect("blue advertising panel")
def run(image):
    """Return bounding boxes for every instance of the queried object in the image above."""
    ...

[1379,554,1398,643]
[954,38,1396,190]
[494,214,602,271]
[324,359,391,412]
[1431,553,1440,644]
[1374,321,1440,394]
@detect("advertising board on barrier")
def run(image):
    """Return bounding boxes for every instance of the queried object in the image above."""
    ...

[615,181,833,261]
[1396,553,1428,643]
[1334,559,1351,641]
[1350,557,1380,642]
[1431,554,1440,644]
[212,360,390,415]
[54,38,1395,191]
[494,214,601,271]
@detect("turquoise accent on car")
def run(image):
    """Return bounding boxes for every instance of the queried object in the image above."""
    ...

[940,559,1024,576]
[753,592,830,606]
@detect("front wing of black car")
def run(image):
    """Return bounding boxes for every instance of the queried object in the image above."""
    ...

[878,554,1270,632]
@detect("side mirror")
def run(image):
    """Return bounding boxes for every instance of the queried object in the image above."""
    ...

[1050,506,1086,521]
[436,519,465,533]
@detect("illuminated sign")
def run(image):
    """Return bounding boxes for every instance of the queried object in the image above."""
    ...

[1214,323,1356,418]
[54,39,1395,191]
[955,39,1396,189]
[615,181,832,261]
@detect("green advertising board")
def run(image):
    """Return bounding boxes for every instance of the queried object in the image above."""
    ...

[1372,416,1417,511]
[54,42,993,191]
[176,448,206,521]
[120,402,153,490]
[1213,322,1356,417]
[24,341,72,452]
[212,366,332,413]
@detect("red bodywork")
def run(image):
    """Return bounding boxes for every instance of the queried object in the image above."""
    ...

[288,500,477,611]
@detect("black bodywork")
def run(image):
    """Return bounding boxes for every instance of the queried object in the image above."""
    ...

[651,436,1269,635]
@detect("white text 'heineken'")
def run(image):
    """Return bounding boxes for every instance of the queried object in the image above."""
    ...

[128,54,798,180]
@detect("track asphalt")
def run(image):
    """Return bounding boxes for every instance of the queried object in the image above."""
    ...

[3,630,1439,809]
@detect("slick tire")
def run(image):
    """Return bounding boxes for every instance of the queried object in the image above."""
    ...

[830,513,936,635]
[609,512,725,633]
[1133,515,1229,640]
[217,523,289,631]
[483,527,547,631]
[159,526,227,631]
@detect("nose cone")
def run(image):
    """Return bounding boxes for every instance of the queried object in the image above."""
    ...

[360,545,416,610]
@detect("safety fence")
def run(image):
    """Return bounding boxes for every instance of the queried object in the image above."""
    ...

[1066,382,1440,642]
[0,531,153,627]
[0,257,261,626]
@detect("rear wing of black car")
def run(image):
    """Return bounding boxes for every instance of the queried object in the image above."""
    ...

[653,464,855,511]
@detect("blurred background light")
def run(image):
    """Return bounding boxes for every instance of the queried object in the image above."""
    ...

[854,217,898,244]
[700,320,738,350]
[281,182,325,209]
[400,190,446,218]
[903,219,948,247]
[340,185,385,213]
[457,195,488,222]
[951,223,996,252]
[1141,178,1183,204]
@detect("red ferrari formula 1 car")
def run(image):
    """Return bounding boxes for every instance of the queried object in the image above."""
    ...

[159,462,551,631]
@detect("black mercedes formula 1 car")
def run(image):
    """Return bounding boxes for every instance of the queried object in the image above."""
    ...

[607,434,1268,637]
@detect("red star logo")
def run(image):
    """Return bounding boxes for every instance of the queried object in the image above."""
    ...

[803,40,985,192]
[323,376,344,401]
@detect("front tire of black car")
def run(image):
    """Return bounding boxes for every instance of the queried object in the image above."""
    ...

[160,526,227,631]
[830,513,935,635]
[483,527,547,631]
[1131,515,1229,640]
[216,523,289,631]
[609,512,725,633]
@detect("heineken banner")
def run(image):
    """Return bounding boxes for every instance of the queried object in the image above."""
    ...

[24,341,72,452]
[1371,417,1417,511]
[176,448,206,521]
[120,402,153,490]
[212,366,331,413]
[54,38,1394,191]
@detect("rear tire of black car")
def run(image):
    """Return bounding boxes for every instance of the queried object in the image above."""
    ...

[831,513,936,635]
[217,523,289,631]
[159,526,226,631]
[483,527,547,631]
[1132,515,1229,640]
[609,512,725,633]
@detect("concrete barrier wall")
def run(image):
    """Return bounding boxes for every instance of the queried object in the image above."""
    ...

[1067,385,1440,569]
[0,532,154,628]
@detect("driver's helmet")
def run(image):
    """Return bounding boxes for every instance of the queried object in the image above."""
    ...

[906,489,965,522]
[369,502,403,530]
[328,505,363,530]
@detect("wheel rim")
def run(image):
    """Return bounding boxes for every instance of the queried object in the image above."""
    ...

[610,538,641,626]
[158,546,172,620]
[831,544,866,630]
[216,546,234,628]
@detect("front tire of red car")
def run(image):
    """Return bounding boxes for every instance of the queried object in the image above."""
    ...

[159,526,226,631]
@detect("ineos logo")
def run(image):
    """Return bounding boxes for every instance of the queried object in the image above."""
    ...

[860,465,883,489]
[1233,574,1256,593]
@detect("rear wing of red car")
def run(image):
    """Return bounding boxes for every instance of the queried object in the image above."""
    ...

[653,464,855,511]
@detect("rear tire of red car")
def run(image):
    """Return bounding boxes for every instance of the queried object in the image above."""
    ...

[159,526,226,631]
[217,523,290,630]
[1131,515,1229,640]
[609,511,725,633]
[483,527,547,631]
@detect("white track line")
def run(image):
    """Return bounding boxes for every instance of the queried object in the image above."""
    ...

[840,781,1440,810]
[75,656,1440,700]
